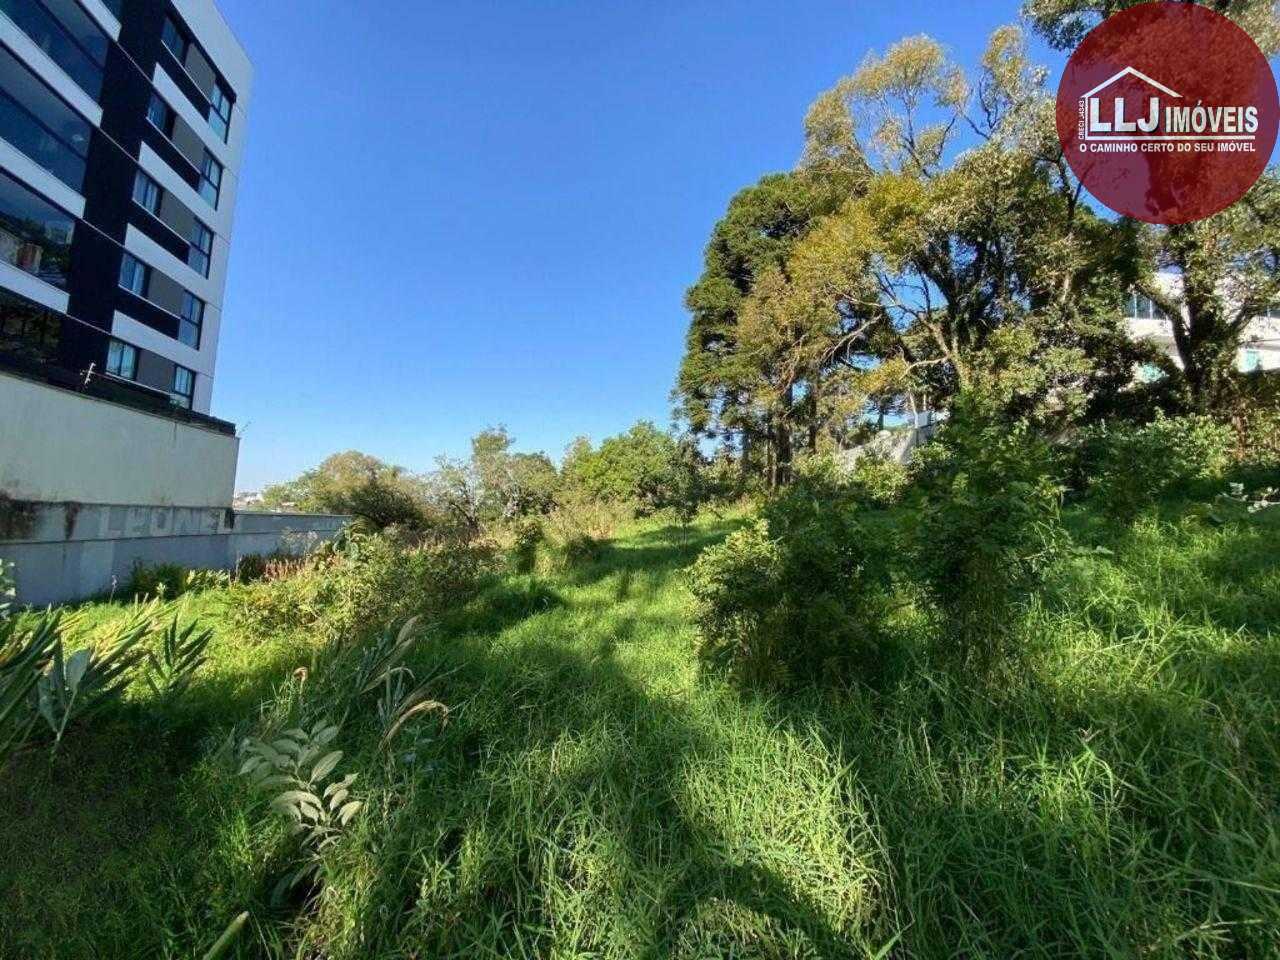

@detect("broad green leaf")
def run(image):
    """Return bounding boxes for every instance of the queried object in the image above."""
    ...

[64,649,91,692]
[310,751,343,783]
[337,800,363,825]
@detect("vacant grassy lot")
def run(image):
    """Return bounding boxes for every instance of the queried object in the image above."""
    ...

[2,501,1279,958]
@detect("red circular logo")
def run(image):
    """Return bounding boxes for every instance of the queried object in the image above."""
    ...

[1056,1,1279,224]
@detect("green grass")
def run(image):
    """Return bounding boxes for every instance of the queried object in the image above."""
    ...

[2,502,1279,958]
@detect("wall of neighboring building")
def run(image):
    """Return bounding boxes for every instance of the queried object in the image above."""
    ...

[1128,273,1280,372]
[0,369,237,507]
[0,503,348,606]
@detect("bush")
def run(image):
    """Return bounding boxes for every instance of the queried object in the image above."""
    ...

[535,494,628,573]
[1075,413,1233,517]
[846,455,909,506]
[123,563,232,600]
[506,517,543,574]
[689,467,897,687]
[909,410,1068,666]
[124,562,186,600]
[234,552,308,584]
[233,532,495,643]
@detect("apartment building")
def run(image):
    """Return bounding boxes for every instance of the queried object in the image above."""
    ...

[0,0,251,418]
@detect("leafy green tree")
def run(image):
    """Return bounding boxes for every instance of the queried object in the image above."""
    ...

[262,452,426,530]
[1137,175,1280,411]
[754,29,1141,439]
[561,422,692,513]
[675,170,859,484]
[469,428,560,521]
[427,428,560,536]
[1023,0,1279,54]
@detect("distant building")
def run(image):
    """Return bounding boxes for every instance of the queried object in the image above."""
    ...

[232,490,263,509]
[1126,273,1280,378]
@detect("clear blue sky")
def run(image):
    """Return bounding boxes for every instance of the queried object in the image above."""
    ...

[213,0,1061,491]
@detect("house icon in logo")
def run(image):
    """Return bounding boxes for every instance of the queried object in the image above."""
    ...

[1083,67,1182,138]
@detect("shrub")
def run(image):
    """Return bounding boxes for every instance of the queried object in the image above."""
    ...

[689,468,897,686]
[142,617,214,709]
[0,608,58,764]
[125,561,186,600]
[1075,413,1233,517]
[536,494,628,573]
[846,455,909,506]
[239,719,362,903]
[233,532,495,643]
[234,554,269,583]
[234,552,308,585]
[909,411,1068,666]
[506,517,543,574]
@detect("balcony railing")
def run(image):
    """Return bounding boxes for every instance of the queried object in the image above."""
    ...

[0,347,236,435]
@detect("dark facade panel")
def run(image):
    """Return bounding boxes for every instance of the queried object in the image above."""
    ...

[156,189,195,239]
[168,113,205,169]
[127,203,188,261]
[182,45,215,100]
[134,340,173,391]
[116,292,180,340]
[80,127,137,243]
[144,265,184,315]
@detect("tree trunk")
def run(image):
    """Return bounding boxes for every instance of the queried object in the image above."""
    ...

[776,386,794,487]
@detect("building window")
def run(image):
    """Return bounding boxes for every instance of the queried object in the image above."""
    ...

[119,251,149,296]
[0,168,74,287]
[0,0,108,99]
[188,220,213,276]
[0,43,91,190]
[146,93,174,136]
[132,169,161,214]
[179,291,203,348]
[106,338,138,380]
[160,16,187,61]
[1126,293,1168,321]
[209,82,232,141]
[1243,349,1262,372]
[171,364,195,407]
[198,151,222,207]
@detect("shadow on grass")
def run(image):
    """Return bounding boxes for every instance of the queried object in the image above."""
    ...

[333,627,865,959]
[438,576,567,637]
[0,629,318,959]
[560,518,748,591]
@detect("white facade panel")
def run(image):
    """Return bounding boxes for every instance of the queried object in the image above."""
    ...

[0,261,70,313]
[0,15,103,125]
[0,137,85,218]
[124,224,225,308]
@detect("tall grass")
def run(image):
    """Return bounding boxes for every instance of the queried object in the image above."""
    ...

[1,498,1278,958]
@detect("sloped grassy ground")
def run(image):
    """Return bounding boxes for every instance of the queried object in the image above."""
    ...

[1,500,1279,959]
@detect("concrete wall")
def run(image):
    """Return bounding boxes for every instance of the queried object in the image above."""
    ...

[836,421,942,471]
[0,371,238,508]
[0,503,348,606]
